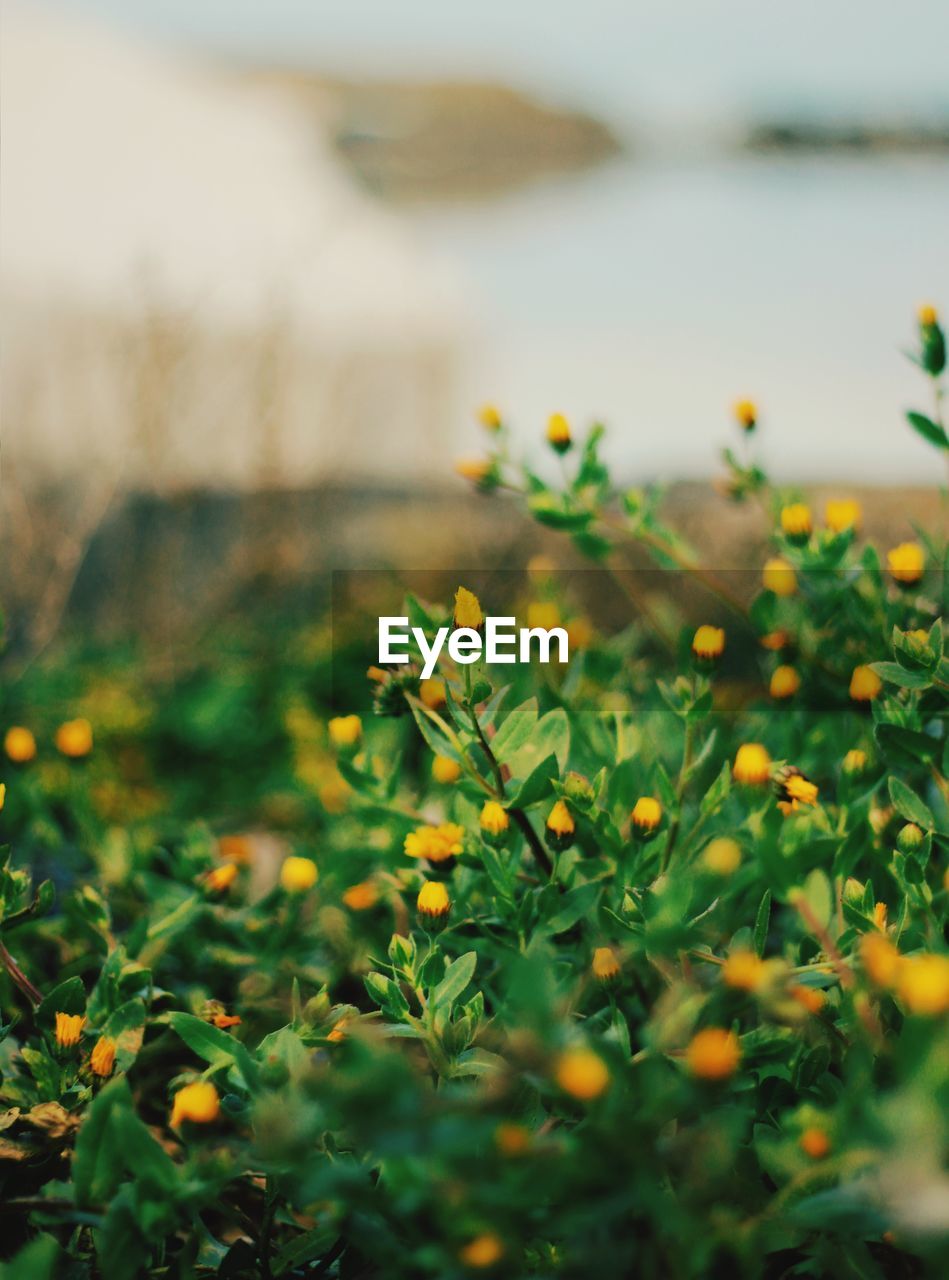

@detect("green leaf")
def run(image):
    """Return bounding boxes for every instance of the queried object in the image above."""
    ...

[888,777,934,830]
[508,752,559,808]
[433,951,477,1009]
[870,661,931,690]
[507,708,570,778]
[491,698,538,763]
[166,1012,259,1089]
[540,882,601,936]
[906,410,949,450]
[753,891,772,958]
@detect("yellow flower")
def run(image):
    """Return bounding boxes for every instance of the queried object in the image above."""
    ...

[0,783,5,811]
[55,718,93,759]
[631,796,662,834]
[842,748,867,775]
[555,1047,610,1100]
[459,1233,505,1269]
[918,303,938,327]
[495,1122,531,1156]
[280,856,319,892]
[824,497,861,533]
[685,1027,741,1080]
[432,755,462,784]
[692,625,725,661]
[546,412,572,452]
[799,1128,831,1159]
[780,503,812,540]
[477,403,503,432]
[328,715,362,749]
[419,677,446,709]
[872,902,888,931]
[4,726,36,763]
[479,800,510,838]
[733,398,757,430]
[769,665,800,699]
[526,601,561,630]
[454,586,484,630]
[762,557,797,597]
[55,1012,86,1048]
[733,743,771,785]
[170,1081,220,1127]
[90,1037,117,1077]
[404,822,465,864]
[342,881,379,911]
[205,863,238,893]
[417,880,450,921]
[327,1017,350,1043]
[849,665,882,702]
[784,774,818,807]
[860,932,901,988]
[592,947,620,982]
[702,837,742,875]
[887,541,924,585]
[722,950,766,992]
[897,954,949,1015]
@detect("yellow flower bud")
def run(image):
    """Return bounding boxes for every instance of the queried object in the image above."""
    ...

[495,1122,531,1156]
[170,1080,220,1127]
[342,881,379,911]
[733,743,771,785]
[783,773,818,807]
[416,879,450,921]
[780,503,812,541]
[545,799,575,850]
[432,755,462,784]
[896,953,949,1016]
[702,837,742,875]
[454,586,484,630]
[897,822,924,854]
[477,403,503,432]
[554,1047,610,1100]
[90,1036,117,1078]
[0,783,5,811]
[824,497,861,533]
[419,677,446,709]
[479,800,510,840]
[328,715,362,749]
[762,557,797,597]
[4,726,36,763]
[886,541,925,585]
[631,796,662,835]
[455,458,493,487]
[860,932,901,988]
[733,399,757,431]
[459,1233,505,1269]
[546,412,572,453]
[280,856,319,892]
[685,1027,741,1080]
[799,1128,831,1159]
[721,950,766,992]
[205,863,238,893]
[842,748,867,776]
[55,718,93,759]
[759,629,790,651]
[55,1012,86,1048]
[592,947,620,982]
[692,625,725,661]
[849,665,882,702]
[918,303,938,327]
[769,665,800,699]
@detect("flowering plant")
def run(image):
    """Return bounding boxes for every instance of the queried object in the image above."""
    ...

[1,308,947,1278]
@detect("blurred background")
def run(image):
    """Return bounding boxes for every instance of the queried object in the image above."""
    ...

[2,0,948,656]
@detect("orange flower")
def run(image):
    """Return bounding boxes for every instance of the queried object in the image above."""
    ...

[55,718,93,758]
[685,1028,741,1080]
[849,665,882,702]
[860,932,901,988]
[733,743,771,785]
[4,727,36,763]
[722,950,766,992]
[799,1128,831,1159]
[55,1012,86,1048]
[459,1234,505,1269]
[212,1013,242,1029]
[555,1048,610,1100]
[886,542,924,585]
[495,1122,531,1156]
[769,666,800,699]
[592,947,620,982]
[170,1081,220,1127]
[342,881,379,911]
[206,863,238,893]
[90,1036,117,1077]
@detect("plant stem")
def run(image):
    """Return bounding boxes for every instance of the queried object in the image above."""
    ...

[0,938,42,1006]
